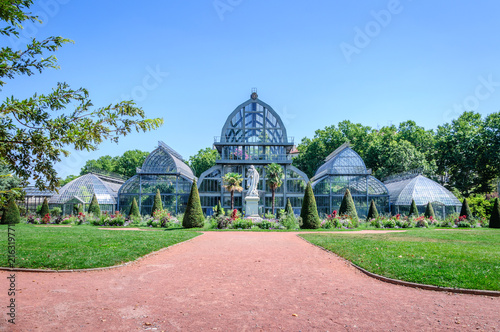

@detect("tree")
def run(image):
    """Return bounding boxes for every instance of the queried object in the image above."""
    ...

[222,172,243,210]
[489,198,500,228]
[366,200,378,220]
[265,163,284,215]
[214,199,223,217]
[409,199,419,217]
[300,182,320,229]
[189,148,218,178]
[129,197,140,217]
[1,197,20,224]
[460,198,472,219]
[0,164,22,209]
[338,189,358,220]
[151,189,163,215]
[285,198,294,216]
[59,174,79,187]
[0,1,163,192]
[424,202,435,219]
[183,180,205,228]
[114,150,149,178]
[40,197,50,217]
[88,194,101,216]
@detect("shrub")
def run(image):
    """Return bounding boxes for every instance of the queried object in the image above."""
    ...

[281,212,300,230]
[264,212,276,220]
[285,198,294,216]
[42,213,51,224]
[300,182,320,229]
[424,202,435,219]
[366,200,378,220]
[153,209,171,228]
[39,197,50,217]
[338,189,358,221]
[409,199,419,217]
[383,219,396,228]
[256,220,274,229]
[468,194,493,219]
[1,198,20,224]
[460,198,472,220]
[50,207,62,217]
[151,189,163,216]
[214,200,224,217]
[129,197,140,217]
[183,180,205,228]
[88,194,101,217]
[215,215,231,229]
[489,197,500,229]
[232,218,253,229]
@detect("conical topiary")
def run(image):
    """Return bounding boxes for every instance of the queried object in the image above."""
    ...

[339,189,358,220]
[285,198,294,216]
[129,197,140,217]
[215,199,223,217]
[366,199,379,220]
[1,198,20,224]
[300,182,320,229]
[183,180,205,228]
[460,198,472,219]
[40,197,50,217]
[489,197,500,228]
[88,193,101,216]
[409,199,419,217]
[424,202,435,219]
[151,189,163,215]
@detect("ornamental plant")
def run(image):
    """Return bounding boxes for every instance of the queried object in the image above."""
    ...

[489,197,500,228]
[1,197,20,224]
[215,200,223,217]
[151,189,163,215]
[338,189,358,221]
[129,197,140,217]
[183,180,204,228]
[460,198,472,220]
[285,198,294,216]
[409,199,419,217]
[40,197,50,217]
[424,202,435,219]
[42,213,51,224]
[88,194,101,216]
[366,200,378,220]
[300,182,320,229]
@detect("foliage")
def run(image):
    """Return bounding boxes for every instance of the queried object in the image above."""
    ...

[265,163,284,215]
[467,194,494,219]
[88,194,101,217]
[80,149,149,179]
[39,197,50,217]
[409,199,419,217]
[490,198,500,229]
[1,197,20,224]
[222,172,243,210]
[338,189,358,220]
[280,212,300,230]
[460,198,472,219]
[300,182,320,229]
[189,147,218,178]
[214,200,224,217]
[0,163,22,208]
[183,180,205,228]
[285,198,294,216]
[151,189,163,215]
[0,1,163,192]
[231,218,253,229]
[50,207,62,217]
[91,211,126,227]
[424,202,435,219]
[129,197,140,217]
[366,200,378,220]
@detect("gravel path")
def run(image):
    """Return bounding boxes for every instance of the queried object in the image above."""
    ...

[2,232,498,331]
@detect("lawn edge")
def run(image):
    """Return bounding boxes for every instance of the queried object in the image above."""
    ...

[298,234,500,297]
[0,232,204,273]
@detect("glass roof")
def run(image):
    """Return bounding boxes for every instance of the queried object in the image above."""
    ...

[138,141,195,180]
[384,175,461,206]
[23,186,55,197]
[315,144,368,177]
[49,173,123,205]
[312,175,388,196]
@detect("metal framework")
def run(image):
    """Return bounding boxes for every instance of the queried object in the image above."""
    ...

[199,93,308,214]
[22,186,55,214]
[117,141,195,215]
[312,143,390,217]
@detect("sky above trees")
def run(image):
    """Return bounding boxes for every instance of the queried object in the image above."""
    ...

[3,1,500,179]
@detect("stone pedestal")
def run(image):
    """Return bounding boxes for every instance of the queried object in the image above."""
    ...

[245,196,260,218]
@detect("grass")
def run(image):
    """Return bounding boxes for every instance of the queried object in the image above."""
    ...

[0,224,200,270]
[300,228,500,291]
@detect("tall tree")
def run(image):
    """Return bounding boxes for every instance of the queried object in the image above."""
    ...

[222,172,243,210]
[265,163,284,215]
[87,194,101,216]
[300,182,320,229]
[338,189,358,220]
[183,180,205,228]
[189,147,218,178]
[151,189,163,215]
[0,1,163,192]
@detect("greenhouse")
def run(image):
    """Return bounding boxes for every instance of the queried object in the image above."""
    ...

[311,143,390,217]
[118,141,195,215]
[198,91,309,215]
[22,186,55,214]
[49,173,124,215]
[384,173,461,218]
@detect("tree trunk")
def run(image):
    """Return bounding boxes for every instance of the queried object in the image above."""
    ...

[230,190,234,210]
[271,189,275,215]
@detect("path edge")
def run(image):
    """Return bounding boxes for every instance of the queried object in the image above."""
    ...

[0,232,204,273]
[298,235,500,297]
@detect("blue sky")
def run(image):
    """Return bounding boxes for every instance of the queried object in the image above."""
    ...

[3,0,500,179]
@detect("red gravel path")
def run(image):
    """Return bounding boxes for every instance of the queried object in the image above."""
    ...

[2,232,499,331]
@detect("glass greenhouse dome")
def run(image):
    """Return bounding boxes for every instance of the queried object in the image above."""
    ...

[118,141,195,215]
[198,91,309,215]
[312,143,389,217]
[384,173,461,218]
[49,173,124,215]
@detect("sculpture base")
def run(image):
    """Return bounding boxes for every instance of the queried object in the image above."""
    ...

[245,196,260,218]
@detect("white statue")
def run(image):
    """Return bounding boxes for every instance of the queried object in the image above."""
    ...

[246,165,259,197]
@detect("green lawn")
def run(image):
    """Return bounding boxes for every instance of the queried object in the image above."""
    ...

[0,224,200,270]
[300,228,500,291]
